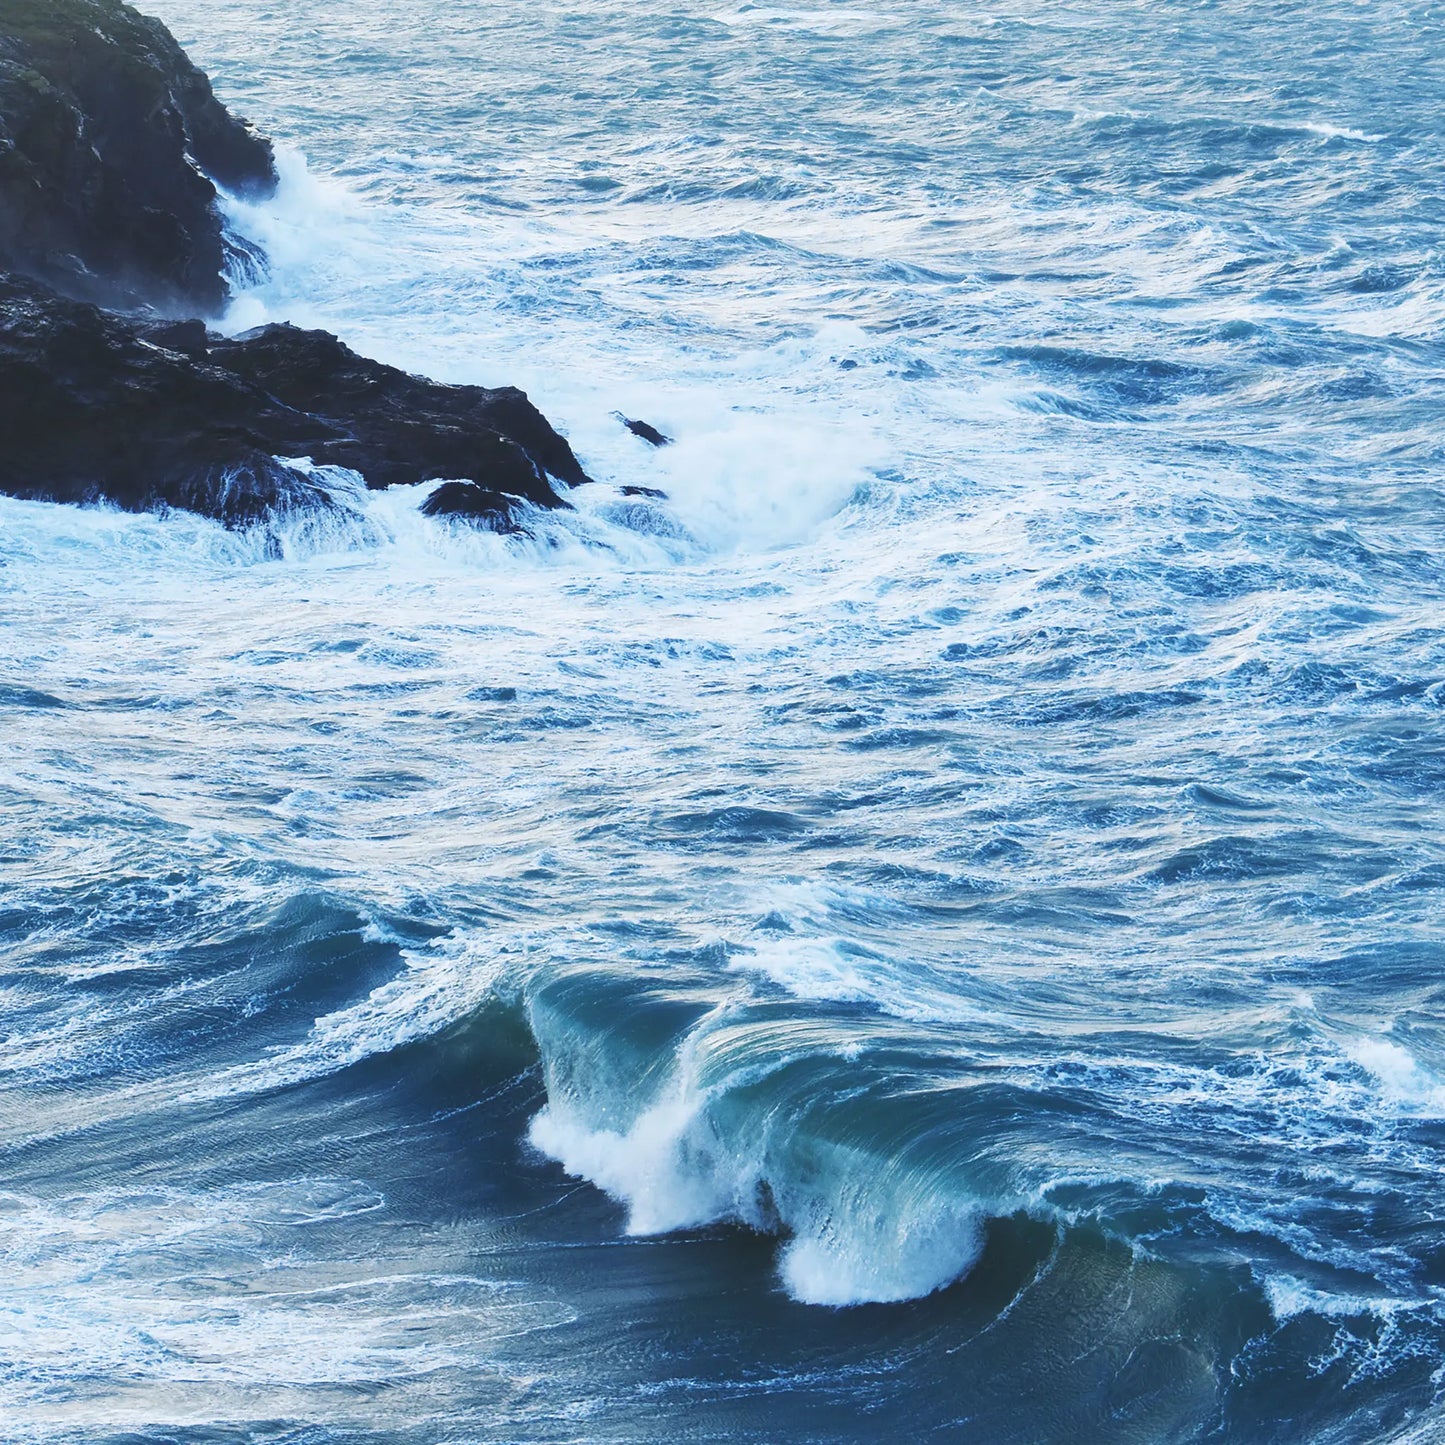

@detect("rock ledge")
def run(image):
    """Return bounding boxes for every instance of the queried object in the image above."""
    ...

[0,0,591,533]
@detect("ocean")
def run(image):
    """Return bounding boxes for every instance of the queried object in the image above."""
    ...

[2,1,1444,1440]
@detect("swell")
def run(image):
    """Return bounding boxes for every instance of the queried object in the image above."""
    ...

[511,959,1435,1307]
[269,945,1445,1438]
[3,853,1441,1441]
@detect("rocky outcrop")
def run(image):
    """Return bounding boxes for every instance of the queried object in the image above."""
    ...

[207,325,587,492]
[0,0,277,314]
[0,273,586,527]
[0,1,594,532]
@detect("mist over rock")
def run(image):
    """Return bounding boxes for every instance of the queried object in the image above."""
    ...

[0,0,277,314]
[0,273,587,526]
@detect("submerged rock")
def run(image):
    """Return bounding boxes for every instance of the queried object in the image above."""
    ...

[0,274,588,525]
[0,0,277,314]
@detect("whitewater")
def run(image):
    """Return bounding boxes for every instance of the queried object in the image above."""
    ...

[3,0,1444,1440]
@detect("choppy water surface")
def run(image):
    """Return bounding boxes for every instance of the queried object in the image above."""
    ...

[3,1,1445,1440]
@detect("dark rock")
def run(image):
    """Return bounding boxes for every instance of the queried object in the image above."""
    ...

[621,485,669,500]
[0,273,588,526]
[0,2,593,537]
[614,413,673,447]
[0,0,277,314]
[208,324,589,491]
[136,317,211,358]
[420,482,524,533]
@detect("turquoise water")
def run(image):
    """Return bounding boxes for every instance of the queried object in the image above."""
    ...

[2,1,1444,1439]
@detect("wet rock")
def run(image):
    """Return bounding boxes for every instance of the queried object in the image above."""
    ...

[208,324,589,492]
[136,317,212,359]
[0,274,588,526]
[614,413,673,447]
[0,1,592,535]
[0,0,277,314]
[420,481,525,532]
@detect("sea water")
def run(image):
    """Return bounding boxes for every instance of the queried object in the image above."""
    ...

[2,1,1444,1440]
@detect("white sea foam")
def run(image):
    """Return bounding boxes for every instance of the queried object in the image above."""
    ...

[1346,1036,1445,1116]
[0,1182,569,1433]
[1262,1273,1423,1325]
[212,148,886,563]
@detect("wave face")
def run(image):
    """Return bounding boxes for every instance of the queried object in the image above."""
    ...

[4,0,1445,1440]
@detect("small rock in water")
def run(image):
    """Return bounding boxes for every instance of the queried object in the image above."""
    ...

[613,413,673,447]
[420,481,525,533]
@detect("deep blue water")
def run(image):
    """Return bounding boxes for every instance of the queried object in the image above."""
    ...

[2,1,1444,1440]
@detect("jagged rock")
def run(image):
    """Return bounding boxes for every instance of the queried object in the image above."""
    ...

[208,324,588,490]
[0,0,277,313]
[0,2,592,533]
[0,274,588,525]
